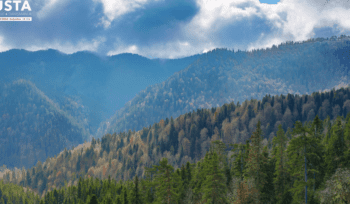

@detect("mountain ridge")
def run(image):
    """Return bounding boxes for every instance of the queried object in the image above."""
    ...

[97,35,350,137]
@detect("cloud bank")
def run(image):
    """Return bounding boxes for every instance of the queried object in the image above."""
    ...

[0,0,349,59]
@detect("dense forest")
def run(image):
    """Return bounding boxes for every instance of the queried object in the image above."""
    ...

[0,80,88,169]
[1,113,350,203]
[0,49,201,132]
[97,35,350,138]
[2,87,350,203]
[1,36,349,174]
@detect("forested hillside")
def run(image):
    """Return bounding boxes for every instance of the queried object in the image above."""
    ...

[2,113,350,203]
[3,86,350,202]
[97,35,350,138]
[0,49,201,133]
[0,80,89,169]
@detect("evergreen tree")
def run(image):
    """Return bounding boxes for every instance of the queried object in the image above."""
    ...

[287,121,322,204]
[244,121,267,203]
[88,194,98,204]
[130,175,142,204]
[26,170,32,187]
[344,113,350,169]
[177,165,189,204]
[201,151,227,204]
[273,124,291,204]
[310,115,326,193]
[260,145,277,204]
[152,158,180,204]
[115,196,122,204]
[123,186,128,204]
[191,161,206,203]
[324,116,345,180]
[230,143,246,179]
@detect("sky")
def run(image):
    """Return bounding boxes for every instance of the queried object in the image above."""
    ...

[0,0,349,59]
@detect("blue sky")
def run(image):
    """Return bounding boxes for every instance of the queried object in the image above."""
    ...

[0,0,349,59]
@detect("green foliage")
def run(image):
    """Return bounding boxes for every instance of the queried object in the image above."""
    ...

[244,121,268,202]
[273,124,291,204]
[5,87,350,203]
[201,151,227,204]
[324,117,346,179]
[151,158,180,204]
[130,175,142,204]
[317,168,350,204]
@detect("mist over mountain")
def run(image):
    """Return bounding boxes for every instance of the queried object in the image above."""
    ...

[0,49,201,134]
[0,80,88,169]
[97,35,350,138]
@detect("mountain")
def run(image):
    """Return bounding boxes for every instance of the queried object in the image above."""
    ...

[97,35,350,137]
[0,49,201,134]
[4,86,350,197]
[0,80,89,169]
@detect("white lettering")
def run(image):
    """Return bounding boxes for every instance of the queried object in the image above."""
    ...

[4,1,12,11]
[13,0,20,11]
[0,1,2,11]
[21,0,30,11]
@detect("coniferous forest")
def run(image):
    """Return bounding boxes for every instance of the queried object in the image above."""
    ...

[2,88,350,203]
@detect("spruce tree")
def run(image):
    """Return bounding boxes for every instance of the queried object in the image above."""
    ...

[260,145,277,204]
[287,121,322,204]
[130,175,142,204]
[324,116,345,180]
[230,143,246,179]
[201,151,227,204]
[191,161,206,203]
[273,124,290,204]
[152,158,180,204]
[26,170,31,187]
[344,113,350,168]
[244,121,267,203]
[123,186,128,204]
[88,194,98,204]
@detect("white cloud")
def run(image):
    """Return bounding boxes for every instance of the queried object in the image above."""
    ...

[36,0,69,19]
[98,0,350,58]
[191,0,259,30]
[0,36,10,52]
[94,0,151,28]
[107,38,217,59]
[25,37,106,54]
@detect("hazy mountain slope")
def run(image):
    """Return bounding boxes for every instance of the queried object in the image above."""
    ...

[97,36,350,137]
[0,50,201,133]
[0,80,89,169]
[5,87,350,197]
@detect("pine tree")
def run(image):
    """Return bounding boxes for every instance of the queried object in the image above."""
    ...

[191,161,206,203]
[26,170,32,187]
[230,143,246,179]
[273,124,291,204]
[260,145,277,204]
[177,165,188,204]
[201,151,227,204]
[324,116,345,180]
[244,121,267,203]
[287,121,322,204]
[77,177,83,200]
[344,113,350,169]
[115,196,122,204]
[130,175,142,204]
[88,194,98,204]
[123,186,128,204]
[311,115,326,193]
[152,158,180,204]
